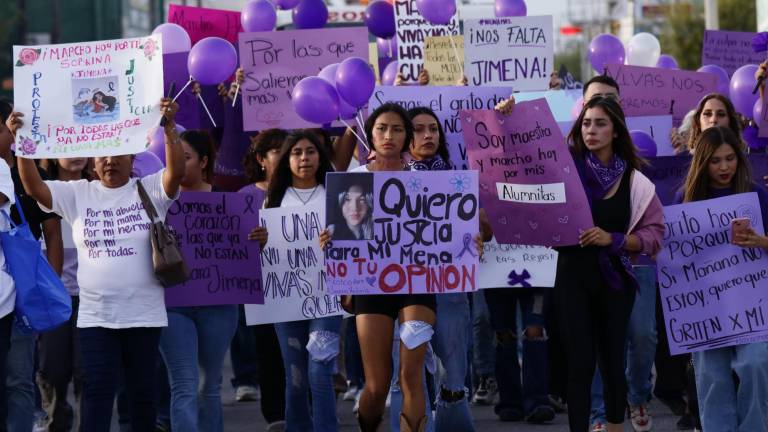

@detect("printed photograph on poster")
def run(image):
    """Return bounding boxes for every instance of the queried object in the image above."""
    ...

[326,172,375,241]
[71,77,119,124]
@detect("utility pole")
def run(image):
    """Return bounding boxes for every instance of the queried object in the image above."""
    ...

[704,0,718,30]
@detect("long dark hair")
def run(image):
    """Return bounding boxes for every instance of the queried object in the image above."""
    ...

[407,107,450,163]
[687,93,743,153]
[568,96,645,170]
[180,130,217,183]
[364,103,413,153]
[243,129,288,183]
[265,130,334,208]
[683,126,752,202]
[93,91,117,111]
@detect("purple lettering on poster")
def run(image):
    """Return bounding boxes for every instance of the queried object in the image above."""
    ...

[701,30,766,77]
[168,4,242,45]
[657,193,768,355]
[165,192,264,307]
[324,171,480,295]
[82,205,151,260]
[462,99,593,246]
[238,27,369,131]
[605,64,717,126]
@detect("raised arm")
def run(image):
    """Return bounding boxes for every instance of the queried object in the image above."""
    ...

[332,127,358,171]
[160,98,185,198]
[6,112,52,209]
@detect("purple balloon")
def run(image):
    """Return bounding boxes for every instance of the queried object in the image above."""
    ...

[754,97,764,122]
[241,0,277,32]
[656,54,679,69]
[377,37,397,60]
[365,1,396,39]
[630,130,657,158]
[729,64,760,117]
[382,60,398,85]
[292,0,328,29]
[415,0,455,25]
[588,34,625,73]
[495,0,527,17]
[146,124,187,165]
[336,57,376,108]
[274,0,301,10]
[743,125,768,151]
[292,77,340,124]
[697,64,730,96]
[152,23,192,54]
[188,38,238,85]
[132,152,165,177]
[318,63,358,120]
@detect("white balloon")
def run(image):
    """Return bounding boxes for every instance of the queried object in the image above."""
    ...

[626,32,661,67]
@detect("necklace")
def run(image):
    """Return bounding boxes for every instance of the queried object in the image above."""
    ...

[290,186,319,206]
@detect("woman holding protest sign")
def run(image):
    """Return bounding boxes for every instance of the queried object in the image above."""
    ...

[262,130,342,432]
[685,93,744,154]
[557,96,664,432]
[677,126,768,431]
[7,97,184,432]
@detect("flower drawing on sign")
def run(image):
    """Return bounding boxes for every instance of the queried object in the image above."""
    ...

[407,177,422,193]
[17,136,38,156]
[16,48,41,67]
[140,38,158,61]
[449,173,471,193]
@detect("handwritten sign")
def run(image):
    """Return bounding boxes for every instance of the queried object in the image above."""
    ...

[168,4,242,45]
[12,37,163,159]
[558,115,675,156]
[605,64,717,126]
[245,207,343,325]
[657,193,768,354]
[701,30,766,76]
[464,16,553,91]
[513,88,581,122]
[238,27,369,131]
[368,85,512,169]
[462,99,593,247]
[394,0,460,83]
[479,239,557,289]
[325,171,480,295]
[424,36,464,86]
[165,192,264,307]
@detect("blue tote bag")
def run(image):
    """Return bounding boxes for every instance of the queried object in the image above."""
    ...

[0,197,71,332]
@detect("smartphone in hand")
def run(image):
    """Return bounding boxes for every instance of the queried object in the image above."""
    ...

[731,217,751,242]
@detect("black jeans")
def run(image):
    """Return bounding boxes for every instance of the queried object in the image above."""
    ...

[0,314,13,432]
[253,323,286,424]
[79,327,161,432]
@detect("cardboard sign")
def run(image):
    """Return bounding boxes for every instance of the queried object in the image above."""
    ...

[394,0,460,83]
[165,192,264,307]
[464,16,554,91]
[424,35,464,86]
[701,30,767,76]
[238,27,369,131]
[12,37,164,158]
[324,171,480,295]
[462,99,593,247]
[479,239,557,289]
[168,4,242,45]
[657,193,768,354]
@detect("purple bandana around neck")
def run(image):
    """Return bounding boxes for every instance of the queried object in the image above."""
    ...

[407,156,452,171]
[585,152,627,199]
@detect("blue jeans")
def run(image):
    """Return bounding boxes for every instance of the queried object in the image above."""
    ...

[693,342,768,432]
[484,288,549,416]
[7,327,35,432]
[230,306,258,388]
[590,265,657,424]
[275,316,342,432]
[159,305,238,432]
[432,294,474,431]
[471,291,495,380]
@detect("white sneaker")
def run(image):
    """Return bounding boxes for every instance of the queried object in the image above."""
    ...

[629,404,653,432]
[235,385,260,402]
[353,390,362,414]
[343,385,359,401]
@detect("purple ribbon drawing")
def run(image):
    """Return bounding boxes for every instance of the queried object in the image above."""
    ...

[507,269,532,288]
[456,233,476,259]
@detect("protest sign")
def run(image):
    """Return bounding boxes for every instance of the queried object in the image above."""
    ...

[165,192,264,307]
[168,4,242,45]
[12,37,163,159]
[558,64,583,90]
[513,89,581,122]
[239,27,369,131]
[424,36,464,86]
[245,206,344,325]
[462,99,593,247]
[369,42,381,84]
[558,115,675,156]
[479,239,557,289]
[369,85,512,169]
[324,170,480,295]
[464,16,554,91]
[657,193,768,354]
[394,0,460,83]
[701,30,766,76]
[605,64,717,126]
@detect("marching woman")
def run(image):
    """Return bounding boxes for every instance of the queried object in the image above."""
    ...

[677,126,768,431]
[7,98,184,431]
[262,130,341,432]
[558,96,664,432]
[685,93,744,154]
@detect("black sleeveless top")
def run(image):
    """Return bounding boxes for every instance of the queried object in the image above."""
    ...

[592,169,631,235]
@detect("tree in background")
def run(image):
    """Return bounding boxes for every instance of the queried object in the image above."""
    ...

[0,2,21,99]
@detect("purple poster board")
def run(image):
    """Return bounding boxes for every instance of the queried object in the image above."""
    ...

[605,64,717,126]
[462,99,593,247]
[701,30,767,77]
[324,171,480,295]
[168,4,242,45]
[238,27,369,131]
[657,193,768,355]
[165,192,264,307]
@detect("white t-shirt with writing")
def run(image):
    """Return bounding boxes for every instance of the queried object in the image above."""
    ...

[41,171,177,328]
[0,159,15,319]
